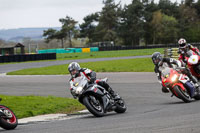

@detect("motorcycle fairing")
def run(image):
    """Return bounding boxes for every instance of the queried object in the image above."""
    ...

[79,85,111,111]
[188,55,199,65]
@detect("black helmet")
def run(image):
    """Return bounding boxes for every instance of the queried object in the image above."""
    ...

[152,52,162,65]
[68,62,81,78]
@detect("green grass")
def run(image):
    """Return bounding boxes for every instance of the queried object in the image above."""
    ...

[57,48,164,60]
[0,95,85,119]
[7,58,154,75]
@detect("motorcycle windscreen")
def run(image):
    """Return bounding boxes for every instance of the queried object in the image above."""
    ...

[73,75,88,93]
[161,67,171,78]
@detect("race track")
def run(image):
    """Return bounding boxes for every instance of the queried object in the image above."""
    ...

[1,72,200,133]
[0,55,151,73]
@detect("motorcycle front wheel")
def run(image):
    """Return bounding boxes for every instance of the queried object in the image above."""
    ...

[0,105,18,130]
[83,95,105,117]
[173,85,192,103]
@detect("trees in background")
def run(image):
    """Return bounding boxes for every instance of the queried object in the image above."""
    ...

[59,16,78,48]
[119,0,145,46]
[178,0,200,42]
[43,16,78,48]
[43,0,200,47]
[94,0,120,44]
[79,12,99,42]
[150,10,178,44]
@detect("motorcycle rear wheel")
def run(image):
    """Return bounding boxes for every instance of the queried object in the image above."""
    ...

[83,96,105,117]
[0,105,18,130]
[114,99,127,113]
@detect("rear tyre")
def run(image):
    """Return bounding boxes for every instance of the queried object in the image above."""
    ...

[173,85,192,103]
[0,105,18,130]
[83,96,104,117]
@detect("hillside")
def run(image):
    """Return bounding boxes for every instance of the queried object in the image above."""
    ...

[0,27,60,42]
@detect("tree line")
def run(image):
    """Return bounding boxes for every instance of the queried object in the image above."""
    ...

[43,0,200,47]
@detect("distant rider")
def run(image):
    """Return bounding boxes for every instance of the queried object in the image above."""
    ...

[152,52,200,93]
[178,38,200,64]
[68,62,120,99]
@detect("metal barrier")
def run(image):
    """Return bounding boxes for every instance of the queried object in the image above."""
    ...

[164,48,179,59]
[98,43,200,51]
[0,53,56,63]
[38,47,99,54]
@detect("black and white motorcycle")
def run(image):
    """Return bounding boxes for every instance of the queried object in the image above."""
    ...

[71,76,127,117]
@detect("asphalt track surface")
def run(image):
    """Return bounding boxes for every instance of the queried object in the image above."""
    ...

[1,72,200,133]
[0,55,151,73]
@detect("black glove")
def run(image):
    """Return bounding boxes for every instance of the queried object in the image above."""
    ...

[187,43,191,48]
[89,71,96,84]
[88,77,96,84]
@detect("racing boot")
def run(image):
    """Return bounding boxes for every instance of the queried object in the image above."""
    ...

[108,87,121,100]
[98,81,121,100]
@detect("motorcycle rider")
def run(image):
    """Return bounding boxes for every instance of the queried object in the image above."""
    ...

[178,38,200,64]
[152,52,200,94]
[68,62,120,99]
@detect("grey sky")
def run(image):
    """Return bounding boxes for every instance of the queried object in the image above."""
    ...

[0,0,180,29]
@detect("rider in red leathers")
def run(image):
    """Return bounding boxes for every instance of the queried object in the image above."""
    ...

[178,38,200,64]
[152,52,200,94]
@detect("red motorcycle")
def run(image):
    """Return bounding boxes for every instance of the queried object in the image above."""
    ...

[161,67,200,103]
[184,50,200,79]
[0,98,18,130]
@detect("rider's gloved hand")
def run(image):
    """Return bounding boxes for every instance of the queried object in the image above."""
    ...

[187,43,191,48]
[89,77,96,84]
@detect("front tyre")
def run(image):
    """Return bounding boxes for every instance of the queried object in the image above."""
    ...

[115,99,127,113]
[0,105,18,130]
[83,96,104,117]
[173,85,192,103]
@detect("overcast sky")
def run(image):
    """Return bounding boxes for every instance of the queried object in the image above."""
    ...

[0,0,180,29]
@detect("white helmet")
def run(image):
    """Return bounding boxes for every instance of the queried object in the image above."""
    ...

[68,62,81,78]
[178,38,187,48]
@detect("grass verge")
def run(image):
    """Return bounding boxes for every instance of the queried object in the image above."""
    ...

[0,95,85,119]
[7,58,154,75]
[57,48,164,60]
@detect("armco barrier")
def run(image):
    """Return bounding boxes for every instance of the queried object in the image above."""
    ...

[90,47,99,52]
[0,53,56,63]
[98,43,200,51]
[164,48,179,59]
[38,47,99,54]
[82,48,90,53]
